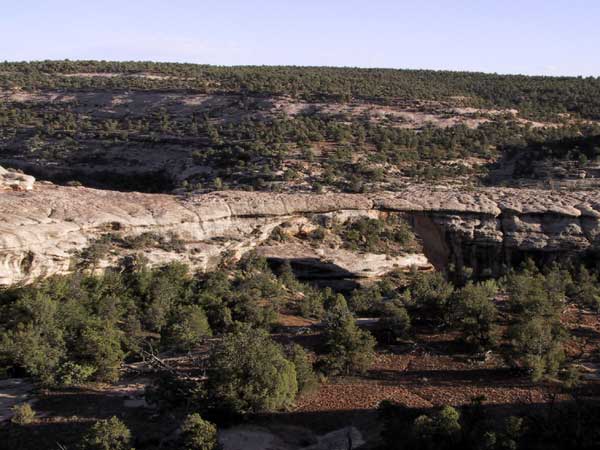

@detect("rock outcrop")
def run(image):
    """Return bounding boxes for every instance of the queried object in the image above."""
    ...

[1,171,600,286]
[0,166,35,191]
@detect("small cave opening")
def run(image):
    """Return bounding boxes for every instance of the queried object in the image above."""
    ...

[0,161,175,193]
[19,251,35,275]
[267,257,362,294]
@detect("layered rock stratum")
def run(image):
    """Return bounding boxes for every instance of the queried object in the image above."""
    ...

[1,167,600,286]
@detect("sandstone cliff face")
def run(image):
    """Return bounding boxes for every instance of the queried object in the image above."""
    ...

[1,173,600,286]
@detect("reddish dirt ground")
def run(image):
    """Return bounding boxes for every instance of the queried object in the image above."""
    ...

[288,304,599,415]
[3,304,599,449]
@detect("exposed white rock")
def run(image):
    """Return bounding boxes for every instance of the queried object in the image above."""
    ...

[0,166,35,191]
[1,172,600,286]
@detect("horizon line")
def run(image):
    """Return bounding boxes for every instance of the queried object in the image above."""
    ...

[2,59,599,79]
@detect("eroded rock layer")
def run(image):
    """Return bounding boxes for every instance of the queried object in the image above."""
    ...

[1,175,600,286]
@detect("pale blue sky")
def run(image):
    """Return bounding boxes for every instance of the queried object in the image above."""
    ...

[1,0,599,76]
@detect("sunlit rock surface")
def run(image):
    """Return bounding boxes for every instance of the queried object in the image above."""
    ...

[1,166,600,286]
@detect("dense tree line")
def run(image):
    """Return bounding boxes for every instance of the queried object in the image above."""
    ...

[2,61,600,119]
[2,251,598,391]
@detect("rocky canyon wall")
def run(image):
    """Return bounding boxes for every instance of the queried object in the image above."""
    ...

[1,168,600,286]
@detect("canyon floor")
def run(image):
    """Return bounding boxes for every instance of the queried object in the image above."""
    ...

[5,304,599,450]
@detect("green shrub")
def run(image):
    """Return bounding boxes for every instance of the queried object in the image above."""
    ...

[141,262,191,332]
[230,293,278,331]
[208,326,298,414]
[75,319,125,383]
[269,226,289,242]
[339,216,415,254]
[121,231,186,253]
[506,264,566,319]
[503,264,571,382]
[454,280,499,351]
[569,266,600,312]
[320,299,376,375]
[162,304,212,352]
[509,316,566,381]
[286,344,319,394]
[376,302,411,344]
[298,287,325,319]
[412,406,461,450]
[349,285,383,315]
[56,361,96,386]
[0,289,67,386]
[407,272,454,326]
[83,416,132,450]
[179,413,221,450]
[238,251,270,273]
[11,403,36,425]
